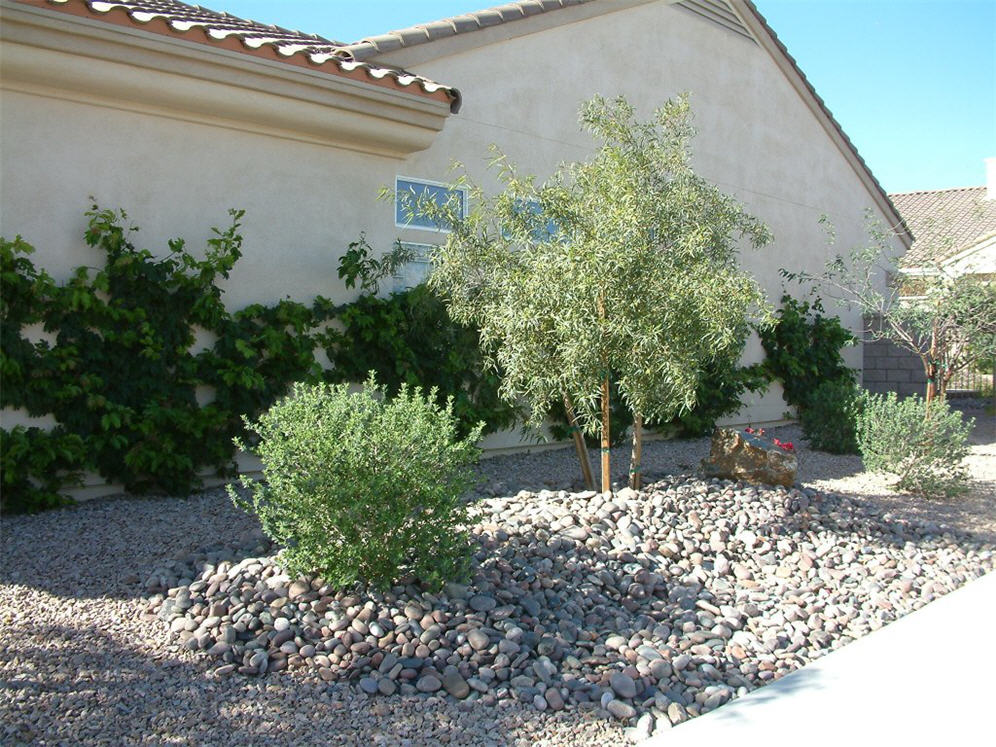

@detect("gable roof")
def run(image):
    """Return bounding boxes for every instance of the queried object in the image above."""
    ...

[12,0,910,245]
[13,0,462,111]
[342,0,753,59]
[339,0,911,249]
[889,187,996,268]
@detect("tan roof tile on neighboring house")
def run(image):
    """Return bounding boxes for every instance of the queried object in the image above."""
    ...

[18,0,461,110]
[889,187,996,267]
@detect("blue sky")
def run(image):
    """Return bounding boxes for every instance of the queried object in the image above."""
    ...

[211,1,995,194]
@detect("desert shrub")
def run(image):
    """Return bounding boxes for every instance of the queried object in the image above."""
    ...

[857,392,973,498]
[230,376,482,590]
[800,379,863,454]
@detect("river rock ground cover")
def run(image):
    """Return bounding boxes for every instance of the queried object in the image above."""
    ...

[1,406,993,746]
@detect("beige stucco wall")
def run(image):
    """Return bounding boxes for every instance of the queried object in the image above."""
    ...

[379,1,906,421]
[0,1,905,496]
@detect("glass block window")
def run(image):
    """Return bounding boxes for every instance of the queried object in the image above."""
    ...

[395,177,467,232]
[392,243,434,292]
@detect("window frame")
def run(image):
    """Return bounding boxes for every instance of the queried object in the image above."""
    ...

[394,175,468,233]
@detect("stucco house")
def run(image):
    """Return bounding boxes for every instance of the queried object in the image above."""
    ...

[0,0,910,493]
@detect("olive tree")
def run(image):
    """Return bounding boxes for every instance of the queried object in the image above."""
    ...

[414,95,771,492]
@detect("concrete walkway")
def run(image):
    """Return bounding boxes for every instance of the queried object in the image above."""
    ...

[649,569,995,744]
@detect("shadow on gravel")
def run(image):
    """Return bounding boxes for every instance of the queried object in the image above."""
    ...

[0,622,620,746]
[0,489,267,602]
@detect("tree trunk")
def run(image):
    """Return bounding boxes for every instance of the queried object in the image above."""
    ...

[629,412,643,491]
[564,395,594,491]
[925,320,939,406]
[600,375,611,493]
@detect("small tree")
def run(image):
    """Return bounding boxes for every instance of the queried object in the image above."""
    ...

[416,95,771,492]
[788,218,996,405]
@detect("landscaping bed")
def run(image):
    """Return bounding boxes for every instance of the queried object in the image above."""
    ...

[1,413,993,745]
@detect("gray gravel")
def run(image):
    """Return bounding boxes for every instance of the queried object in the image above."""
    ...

[2,424,994,746]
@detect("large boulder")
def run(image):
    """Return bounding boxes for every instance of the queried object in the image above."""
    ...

[701,428,797,487]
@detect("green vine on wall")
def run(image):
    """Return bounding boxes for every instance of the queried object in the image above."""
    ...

[0,204,513,513]
[759,293,856,410]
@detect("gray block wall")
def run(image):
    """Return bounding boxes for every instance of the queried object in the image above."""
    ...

[862,336,927,398]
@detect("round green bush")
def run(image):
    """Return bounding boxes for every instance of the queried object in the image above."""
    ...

[800,379,862,454]
[230,376,483,589]
[857,392,973,499]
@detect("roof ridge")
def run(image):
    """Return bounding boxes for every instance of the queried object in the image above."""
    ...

[340,0,598,60]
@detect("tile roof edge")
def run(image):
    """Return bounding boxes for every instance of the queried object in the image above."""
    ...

[16,0,462,112]
[733,0,913,250]
[339,0,599,60]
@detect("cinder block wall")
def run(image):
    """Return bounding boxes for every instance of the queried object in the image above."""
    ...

[863,335,927,398]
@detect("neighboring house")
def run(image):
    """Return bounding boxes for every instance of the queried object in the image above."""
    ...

[890,159,996,285]
[864,160,996,398]
[0,0,910,493]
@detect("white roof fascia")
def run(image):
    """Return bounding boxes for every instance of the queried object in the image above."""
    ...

[0,0,454,157]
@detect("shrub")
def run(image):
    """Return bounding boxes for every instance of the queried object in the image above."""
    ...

[0,426,85,514]
[669,360,770,437]
[760,294,855,411]
[800,379,862,454]
[857,392,973,498]
[230,376,482,590]
[325,284,519,440]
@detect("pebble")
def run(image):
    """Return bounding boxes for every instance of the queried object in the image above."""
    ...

[416,674,442,693]
[610,672,638,699]
[607,700,637,720]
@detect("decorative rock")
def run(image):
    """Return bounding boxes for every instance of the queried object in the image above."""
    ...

[149,460,995,735]
[359,677,379,695]
[633,712,655,741]
[467,629,490,651]
[610,671,638,699]
[469,594,497,613]
[607,699,637,720]
[667,702,689,724]
[442,669,470,699]
[416,674,442,693]
[288,580,310,599]
[701,428,797,487]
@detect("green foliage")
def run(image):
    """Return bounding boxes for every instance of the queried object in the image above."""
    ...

[337,234,413,294]
[760,294,856,410]
[1,205,520,512]
[230,377,481,590]
[421,95,771,490]
[0,426,85,513]
[548,376,633,447]
[857,392,973,498]
[328,234,516,438]
[325,283,518,439]
[0,205,335,506]
[670,359,770,437]
[800,379,863,454]
[786,218,996,402]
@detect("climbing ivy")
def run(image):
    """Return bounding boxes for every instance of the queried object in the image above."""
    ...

[323,238,518,439]
[759,294,856,410]
[0,205,514,513]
